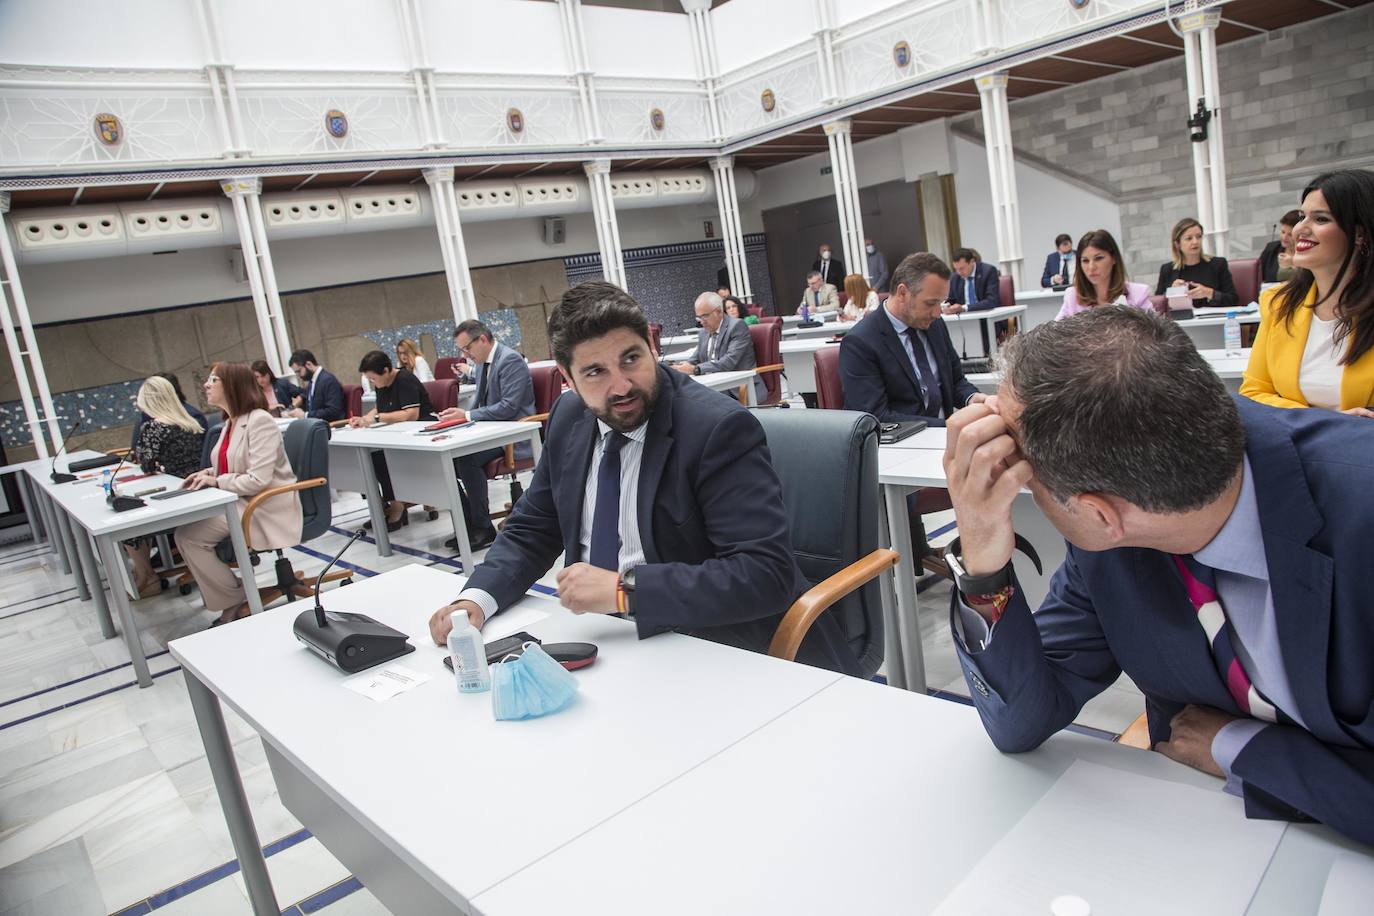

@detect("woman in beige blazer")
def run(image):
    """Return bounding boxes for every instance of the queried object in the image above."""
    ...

[176,362,303,626]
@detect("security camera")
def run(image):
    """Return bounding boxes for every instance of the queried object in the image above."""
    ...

[1187,99,1211,143]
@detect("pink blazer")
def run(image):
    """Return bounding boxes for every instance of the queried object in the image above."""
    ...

[210,409,303,550]
[1054,281,1153,320]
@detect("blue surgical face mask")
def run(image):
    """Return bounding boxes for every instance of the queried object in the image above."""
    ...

[866,244,875,254]
[492,643,580,720]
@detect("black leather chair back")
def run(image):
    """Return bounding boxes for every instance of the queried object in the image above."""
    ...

[753,408,884,678]
[281,418,332,540]
[201,422,223,469]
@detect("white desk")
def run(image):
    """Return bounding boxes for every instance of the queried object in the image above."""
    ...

[779,338,840,396]
[360,383,476,416]
[1173,312,1260,350]
[969,348,1251,395]
[781,320,850,342]
[940,304,1027,359]
[171,565,843,915]
[34,461,255,688]
[878,446,1062,691]
[474,675,1366,916]
[782,309,837,326]
[690,368,759,406]
[328,420,541,570]
[1015,288,1067,332]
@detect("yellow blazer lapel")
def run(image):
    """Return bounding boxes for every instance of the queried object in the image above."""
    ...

[1340,338,1374,409]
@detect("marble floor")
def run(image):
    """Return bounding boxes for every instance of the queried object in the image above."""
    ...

[0,455,1141,916]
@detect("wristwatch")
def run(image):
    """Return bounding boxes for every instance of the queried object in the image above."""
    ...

[944,535,1039,623]
[617,567,638,616]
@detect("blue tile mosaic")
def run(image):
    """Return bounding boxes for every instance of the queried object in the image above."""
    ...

[564,234,774,333]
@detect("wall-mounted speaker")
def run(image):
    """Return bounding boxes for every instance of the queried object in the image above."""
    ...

[543,217,566,245]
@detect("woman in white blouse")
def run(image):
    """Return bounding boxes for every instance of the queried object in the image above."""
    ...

[841,273,879,321]
[395,338,435,383]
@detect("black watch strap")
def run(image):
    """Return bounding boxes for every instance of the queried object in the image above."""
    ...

[944,534,1043,595]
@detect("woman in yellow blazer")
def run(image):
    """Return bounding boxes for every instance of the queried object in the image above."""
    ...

[177,361,303,626]
[1240,169,1374,418]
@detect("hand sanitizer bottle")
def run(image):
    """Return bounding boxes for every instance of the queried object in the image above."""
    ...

[1224,310,1243,357]
[447,611,490,693]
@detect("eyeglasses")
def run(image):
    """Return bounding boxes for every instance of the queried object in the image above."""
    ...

[206,375,220,384]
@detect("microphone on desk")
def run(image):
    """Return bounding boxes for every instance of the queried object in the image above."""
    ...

[103,452,147,512]
[48,418,83,483]
[292,528,415,673]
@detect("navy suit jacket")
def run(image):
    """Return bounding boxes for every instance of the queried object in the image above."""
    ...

[947,262,1001,312]
[302,368,345,422]
[469,343,536,459]
[953,397,1374,843]
[1041,251,1074,288]
[270,377,302,410]
[839,308,979,427]
[465,365,857,675]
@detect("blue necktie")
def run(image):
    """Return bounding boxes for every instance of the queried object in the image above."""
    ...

[588,431,627,571]
[306,380,314,411]
[906,328,942,415]
[967,276,975,307]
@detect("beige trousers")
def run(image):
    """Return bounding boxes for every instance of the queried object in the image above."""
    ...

[174,515,245,613]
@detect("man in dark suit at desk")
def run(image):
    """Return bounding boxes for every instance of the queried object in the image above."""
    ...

[435,319,536,550]
[942,306,1374,844]
[427,281,857,675]
[841,252,984,575]
[286,349,345,423]
[840,251,983,426]
[672,291,766,404]
[943,248,1003,356]
[1040,233,1076,289]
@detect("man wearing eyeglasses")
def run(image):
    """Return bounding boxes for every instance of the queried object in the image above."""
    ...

[436,320,536,550]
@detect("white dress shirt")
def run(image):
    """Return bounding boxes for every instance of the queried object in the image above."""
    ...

[1298,313,1344,410]
[457,419,648,624]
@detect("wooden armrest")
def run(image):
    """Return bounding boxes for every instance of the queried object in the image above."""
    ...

[522,412,550,424]
[328,419,351,429]
[107,447,132,458]
[768,548,899,662]
[756,363,785,374]
[241,477,327,549]
[1117,711,1151,749]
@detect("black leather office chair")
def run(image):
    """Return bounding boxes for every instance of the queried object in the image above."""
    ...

[753,408,895,679]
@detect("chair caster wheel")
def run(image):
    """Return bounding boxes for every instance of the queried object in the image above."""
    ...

[179,583,194,596]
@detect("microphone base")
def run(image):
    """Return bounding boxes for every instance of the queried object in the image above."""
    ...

[293,608,415,674]
[108,494,146,512]
[50,472,77,483]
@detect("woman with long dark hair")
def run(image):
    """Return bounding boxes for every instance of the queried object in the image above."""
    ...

[1241,169,1374,417]
[1054,229,1152,319]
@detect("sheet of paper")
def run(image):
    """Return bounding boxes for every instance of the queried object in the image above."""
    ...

[483,602,552,643]
[932,760,1286,916]
[342,664,430,702]
[1319,854,1374,916]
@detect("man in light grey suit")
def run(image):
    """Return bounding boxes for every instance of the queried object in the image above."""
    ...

[672,292,766,404]
[437,319,536,549]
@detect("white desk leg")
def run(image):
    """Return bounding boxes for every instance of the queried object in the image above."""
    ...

[444,456,474,572]
[96,535,152,687]
[746,381,758,407]
[528,430,542,467]
[74,527,116,639]
[882,482,927,692]
[358,449,391,558]
[36,491,67,570]
[988,317,1000,360]
[223,504,264,618]
[184,670,282,916]
[17,475,44,543]
[54,510,90,600]
[876,495,908,691]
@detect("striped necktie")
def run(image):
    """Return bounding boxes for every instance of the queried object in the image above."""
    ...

[1172,555,1283,723]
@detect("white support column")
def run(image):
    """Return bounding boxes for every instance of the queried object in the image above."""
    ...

[243,196,292,372]
[824,120,867,284]
[682,0,723,141]
[1180,9,1228,254]
[975,71,1024,288]
[0,193,60,457]
[710,156,753,302]
[812,0,841,103]
[584,160,627,289]
[560,0,603,143]
[423,168,479,324]
[193,0,247,156]
[397,0,445,149]
[222,178,286,377]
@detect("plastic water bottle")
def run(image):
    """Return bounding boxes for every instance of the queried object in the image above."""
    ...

[447,611,490,693]
[1224,310,1242,357]
[800,302,810,323]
